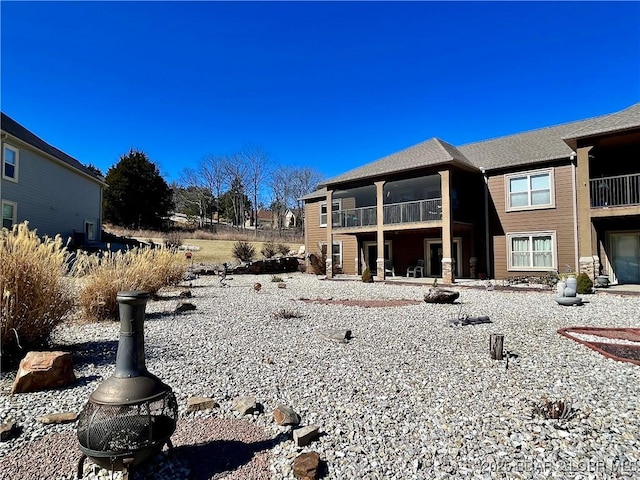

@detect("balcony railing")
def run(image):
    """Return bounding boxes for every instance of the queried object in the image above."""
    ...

[590,173,640,208]
[384,198,442,224]
[333,206,377,228]
[332,198,443,229]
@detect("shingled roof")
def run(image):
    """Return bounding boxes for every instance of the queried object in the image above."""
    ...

[1,112,105,183]
[563,102,640,146]
[317,103,640,188]
[323,138,477,186]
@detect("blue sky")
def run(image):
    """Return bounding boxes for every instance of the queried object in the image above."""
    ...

[2,1,639,185]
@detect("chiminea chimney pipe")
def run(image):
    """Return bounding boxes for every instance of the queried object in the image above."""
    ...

[88,291,170,405]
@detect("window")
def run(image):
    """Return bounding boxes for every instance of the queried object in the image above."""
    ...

[3,144,19,181]
[319,199,341,227]
[507,232,555,271]
[506,169,553,211]
[2,201,17,230]
[319,241,343,268]
[85,221,96,241]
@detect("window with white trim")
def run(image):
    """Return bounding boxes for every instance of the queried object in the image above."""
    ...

[319,199,341,227]
[506,169,553,211]
[85,221,96,241]
[3,144,19,181]
[319,241,343,268]
[507,232,555,271]
[2,200,17,230]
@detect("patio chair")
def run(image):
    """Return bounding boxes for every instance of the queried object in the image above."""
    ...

[384,260,395,277]
[406,259,424,278]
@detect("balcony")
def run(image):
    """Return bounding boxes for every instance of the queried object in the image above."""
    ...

[333,206,377,228]
[590,173,640,208]
[333,198,442,229]
[384,198,442,224]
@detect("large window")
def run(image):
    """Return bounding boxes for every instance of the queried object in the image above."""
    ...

[506,169,553,211]
[3,144,19,181]
[85,221,96,241]
[319,200,341,227]
[507,232,555,271]
[2,201,17,230]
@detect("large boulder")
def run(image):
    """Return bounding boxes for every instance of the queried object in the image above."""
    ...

[11,351,76,394]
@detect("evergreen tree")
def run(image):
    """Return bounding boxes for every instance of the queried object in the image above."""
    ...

[103,149,174,229]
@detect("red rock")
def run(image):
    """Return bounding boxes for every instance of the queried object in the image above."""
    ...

[293,451,321,480]
[11,351,76,394]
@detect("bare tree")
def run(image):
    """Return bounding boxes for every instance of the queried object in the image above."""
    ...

[223,154,249,229]
[241,145,272,234]
[270,165,293,231]
[199,154,227,226]
[289,167,324,231]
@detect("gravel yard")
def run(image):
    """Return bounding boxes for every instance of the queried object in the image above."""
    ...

[1,273,640,479]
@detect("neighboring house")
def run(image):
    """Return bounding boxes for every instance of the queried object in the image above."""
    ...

[1,112,107,244]
[249,208,296,229]
[303,103,640,285]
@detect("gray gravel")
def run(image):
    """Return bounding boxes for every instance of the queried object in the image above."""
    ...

[2,273,640,479]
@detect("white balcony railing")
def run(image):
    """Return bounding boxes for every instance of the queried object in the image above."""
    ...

[590,173,640,208]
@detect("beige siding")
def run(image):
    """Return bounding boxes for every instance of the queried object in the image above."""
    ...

[490,164,577,279]
[304,200,358,274]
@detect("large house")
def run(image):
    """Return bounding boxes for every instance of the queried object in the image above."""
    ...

[1,112,106,244]
[303,103,640,285]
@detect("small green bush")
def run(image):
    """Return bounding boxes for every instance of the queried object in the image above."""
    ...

[261,241,277,259]
[362,268,374,283]
[232,241,256,263]
[271,275,283,283]
[1,222,74,362]
[576,272,593,294]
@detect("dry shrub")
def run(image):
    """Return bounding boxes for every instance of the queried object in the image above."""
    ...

[261,241,277,259]
[1,222,74,361]
[73,246,186,321]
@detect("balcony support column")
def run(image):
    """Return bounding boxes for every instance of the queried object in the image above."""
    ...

[576,146,598,280]
[325,189,334,278]
[375,181,386,279]
[439,169,454,284]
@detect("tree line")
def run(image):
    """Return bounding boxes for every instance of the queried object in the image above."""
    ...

[101,147,323,232]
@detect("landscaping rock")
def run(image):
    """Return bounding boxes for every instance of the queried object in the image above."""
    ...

[0,421,17,442]
[424,288,460,304]
[232,396,258,415]
[179,289,192,298]
[320,329,352,344]
[273,404,301,426]
[36,412,78,425]
[175,301,196,313]
[186,396,218,413]
[293,451,321,480]
[293,425,319,447]
[11,351,76,394]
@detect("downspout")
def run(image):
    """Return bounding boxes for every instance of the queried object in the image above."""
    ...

[482,168,491,278]
[570,152,579,272]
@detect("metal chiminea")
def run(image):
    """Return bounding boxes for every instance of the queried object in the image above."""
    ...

[76,291,178,479]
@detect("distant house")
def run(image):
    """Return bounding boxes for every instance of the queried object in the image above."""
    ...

[248,208,296,230]
[303,103,640,285]
[1,112,107,244]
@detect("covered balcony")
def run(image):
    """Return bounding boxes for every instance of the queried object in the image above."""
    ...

[331,175,443,230]
[590,173,640,208]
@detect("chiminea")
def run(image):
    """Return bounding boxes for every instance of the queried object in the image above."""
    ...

[76,291,178,479]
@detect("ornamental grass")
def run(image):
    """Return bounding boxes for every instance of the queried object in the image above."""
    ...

[73,246,186,321]
[1,222,74,362]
